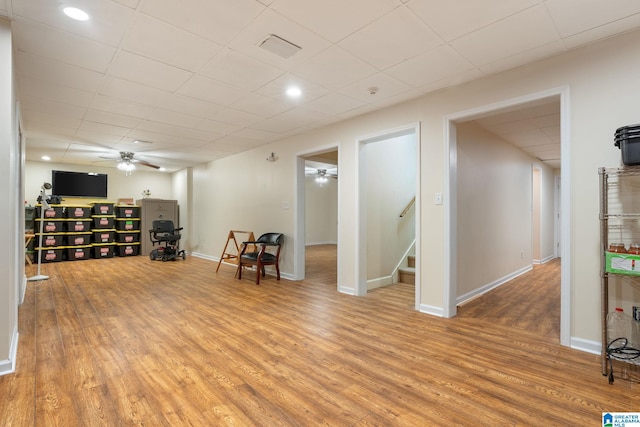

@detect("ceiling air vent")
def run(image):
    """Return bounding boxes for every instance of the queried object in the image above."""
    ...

[259,34,301,59]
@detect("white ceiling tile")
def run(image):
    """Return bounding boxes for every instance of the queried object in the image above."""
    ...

[232,93,293,118]
[292,46,378,90]
[562,13,640,50]
[193,119,243,136]
[11,0,135,46]
[208,108,265,127]
[135,120,213,142]
[145,108,203,130]
[79,121,131,137]
[176,75,247,106]
[114,0,139,8]
[90,95,156,120]
[84,110,144,129]
[407,0,541,42]
[546,0,640,38]
[100,77,169,107]
[232,127,279,142]
[22,109,83,131]
[123,14,222,72]
[154,93,224,119]
[450,5,560,67]
[109,51,193,92]
[338,72,412,103]
[385,45,474,88]
[16,52,104,93]
[477,41,566,76]
[272,0,400,43]
[339,6,443,69]
[305,93,367,116]
[200,48,285,91]
[256,73,329,103]
[19,77,95,107]
[226,9,332,69]
[142,0,265,45]
[13,18,117,72]
[21,95,88,120]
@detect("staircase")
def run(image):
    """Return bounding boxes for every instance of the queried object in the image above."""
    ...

[398,255,415,285]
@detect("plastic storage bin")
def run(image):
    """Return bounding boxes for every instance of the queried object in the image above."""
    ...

[92,216,115,229]
[91,202,115,216]
[91,243,116,259]
[66,245,91,261]
[92,229,116,243]
[116,230,140,243]
[115,205,140,218]
[36,219,66,233]
[65,205,92,218]
[66,219,92,232]
[116,218,140,231]
[35,246,64,262]
[117,242,140,256]
[65,232,92,246]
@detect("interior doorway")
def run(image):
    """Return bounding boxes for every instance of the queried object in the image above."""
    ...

[294,148,339,285]
[356,123,420,308]
[445,87,570,346]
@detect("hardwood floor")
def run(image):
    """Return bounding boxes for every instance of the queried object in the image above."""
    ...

[1,255,637,426]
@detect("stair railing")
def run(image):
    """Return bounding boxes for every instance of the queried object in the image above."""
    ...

[399,196,415,218]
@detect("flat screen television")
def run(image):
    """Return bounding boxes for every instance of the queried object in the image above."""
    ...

[52,170,108,198]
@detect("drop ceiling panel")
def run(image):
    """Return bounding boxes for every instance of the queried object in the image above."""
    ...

[123,14,222,72]
[13,18,117,72]
[193,119,243,136]
[141,0,265,45]
[407,0,540,42]
[449,5,561,67]
[305,93,367,116]
[208,108,265,127]
[16,52,104,93]
[21,95,87,120]
[90,95,156,120]
[19,77,95,107]
[546,0,640,38]
[11,0,135,46]
[109,51,193,92]
[200,48,285,91]
[292,46,378,90]
[256,73,329,103]
[271,0,400,43]
[154,93,224,119]
[84,109,144,129]
[338,6,442,69]
[144,108,203,130]
[134,120,213,142]
[562,13,640,50]
[226,9,332,69]
[386,45,474,88]
[338,72,412,103]
[232,93,294,118]
[100,77,168,107]
[176,75,247,106]
[22,110,83,131]
[477,40,566,75]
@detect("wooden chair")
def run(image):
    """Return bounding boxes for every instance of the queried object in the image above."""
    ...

[236,233,284,285]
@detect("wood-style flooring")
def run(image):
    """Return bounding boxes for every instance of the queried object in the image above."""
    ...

[1,250,638,426]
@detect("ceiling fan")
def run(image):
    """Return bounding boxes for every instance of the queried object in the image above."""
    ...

[305,167,338,183]
[117,151,160,172]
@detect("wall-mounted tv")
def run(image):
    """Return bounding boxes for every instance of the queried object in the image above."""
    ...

[52,170,108,198]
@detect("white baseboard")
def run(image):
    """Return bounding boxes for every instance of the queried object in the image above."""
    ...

[367,275,393,290]
[0,327,18,376]
[419,304,444,317]
[457,264,533,306]
[306,241,337,246]
[21,275,27,305]
[570,336,601,355]
[338,285,357,295]
[540,254,556,264]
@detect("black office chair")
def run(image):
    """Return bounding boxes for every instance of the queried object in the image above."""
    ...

[149,220,186,261]
[236,232,284,284]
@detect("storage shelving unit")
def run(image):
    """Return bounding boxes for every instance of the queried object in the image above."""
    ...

[599,166,640,378]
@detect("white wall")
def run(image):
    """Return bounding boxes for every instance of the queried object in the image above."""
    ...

[0,18,20,376]
[365,133,416,282]
[25,161,174,206]
[456,122,555,301]
[187,28,640,347]
[172,168,191,252]
[305,175,337,245]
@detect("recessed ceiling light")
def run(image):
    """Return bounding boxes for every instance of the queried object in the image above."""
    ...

[286,86,302,98]
[41,155,51,161]
[63,7,90,21]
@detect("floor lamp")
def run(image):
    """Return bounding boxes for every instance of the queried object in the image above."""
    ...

[28,182,52,282]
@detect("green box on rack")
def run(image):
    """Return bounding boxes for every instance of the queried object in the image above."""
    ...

[605,251,640,276]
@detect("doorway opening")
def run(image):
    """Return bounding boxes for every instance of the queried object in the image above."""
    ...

[356,123,420,308]
[445,87,570,346]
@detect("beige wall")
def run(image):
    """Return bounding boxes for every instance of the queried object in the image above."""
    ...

[456,122,555,301]
[365,133,416,283]
[305,175,337,245]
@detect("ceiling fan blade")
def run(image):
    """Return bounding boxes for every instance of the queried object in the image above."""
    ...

[134,159,160,169]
